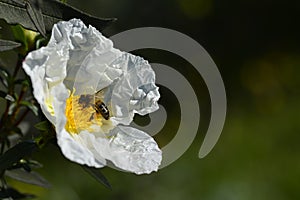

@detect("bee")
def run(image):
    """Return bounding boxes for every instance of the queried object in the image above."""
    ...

[93,89,110,120]
[94,100,110,120]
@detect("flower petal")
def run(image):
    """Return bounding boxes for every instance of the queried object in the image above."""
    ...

[109,53,160,125]
[89,125,162,174]
[23,38,69,124]
[50,19,123,95]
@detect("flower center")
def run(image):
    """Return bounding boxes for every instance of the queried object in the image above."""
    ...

[65,91,103,134]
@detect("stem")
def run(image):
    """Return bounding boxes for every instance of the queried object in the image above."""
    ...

[0,55,24,128]
[12,54,23,78]
[10,84,27,122]
[14,108,29,127]
[0,100,10,131]
[0,176,7,189]
[0,141,5,155]
[0,54,26,150]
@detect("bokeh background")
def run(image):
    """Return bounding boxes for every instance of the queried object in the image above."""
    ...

[2,0,300,199]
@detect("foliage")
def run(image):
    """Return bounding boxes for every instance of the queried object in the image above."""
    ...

[0,0,115,198]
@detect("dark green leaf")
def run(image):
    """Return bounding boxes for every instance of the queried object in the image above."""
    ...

[0,0,116,35]
[0,66,9,76]
[0,38,21,51]
[5,168,51,188]
[0,90,6,98]
[0,140,38,173]
[26,159,43,169]
[0,187,35,199]
[14,78,30,87]
[34,120,50,131]
[10,126,23,136]
[35,35,48,49]
[0,90,14,101]
[7,162,31,172]
[83,165,111,189]
[20,100,38,116]
[7,159,43,171]
[5,94,14,102]
[41,0,116,31]
[8,101,17,115]
[0,66,10,88]
[25,0,46,37]
[22,163,31,172]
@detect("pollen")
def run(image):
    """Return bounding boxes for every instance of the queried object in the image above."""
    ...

[65,91,103,134]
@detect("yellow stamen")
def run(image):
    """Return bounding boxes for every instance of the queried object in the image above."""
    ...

[65,91,103,134]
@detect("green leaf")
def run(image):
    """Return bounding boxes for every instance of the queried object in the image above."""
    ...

[6,94,14,102]
[15,163,30,172]
[0,38,21,51]
[0,90,6,98]
[7,159,43,171]
[8,101,17,115]
[83,165,112,189]
[0,90,14,101]
[35,35,48,49]
[0,140,38,173]
[9,126,23,136]
[34,120,50,131]
[6,161,31,172]
[0,66,10,88]
[25,0,46,37]
[11,24,29,51]
[20,100,38,116]
[25,159,43,169]
[5,168,51,188]
[0,0,116,35]
[14,78,30,87]
[0,187,35,199]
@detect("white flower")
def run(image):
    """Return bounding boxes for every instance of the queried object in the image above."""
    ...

[23,19,161,174]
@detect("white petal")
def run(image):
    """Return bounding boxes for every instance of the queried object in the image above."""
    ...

[91,125,162,174]
[109,53,160,125]
[23,40,69,124]
[48,18,123,95]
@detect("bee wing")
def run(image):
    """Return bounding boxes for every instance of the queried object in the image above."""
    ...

[95,88,107,100]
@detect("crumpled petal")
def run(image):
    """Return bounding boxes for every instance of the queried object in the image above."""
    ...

[22,41,69,124]
[23,18,162,174]
[50,19,123,95]
[109,53,160,125]
[79,125,162,174]
[108,126,161,174]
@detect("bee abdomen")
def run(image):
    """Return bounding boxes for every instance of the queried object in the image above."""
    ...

[94,101,110,120]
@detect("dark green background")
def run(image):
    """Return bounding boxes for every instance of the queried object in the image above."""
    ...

[4,0,300,199]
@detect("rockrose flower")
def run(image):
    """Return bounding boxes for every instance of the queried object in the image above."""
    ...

[23,19,162,174]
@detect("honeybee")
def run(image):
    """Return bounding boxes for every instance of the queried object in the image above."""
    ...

[78,89,110,120]
[94,100,110,120]
[93,89,110,120]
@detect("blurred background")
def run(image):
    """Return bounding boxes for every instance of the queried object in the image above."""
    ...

[2,0,300,199]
